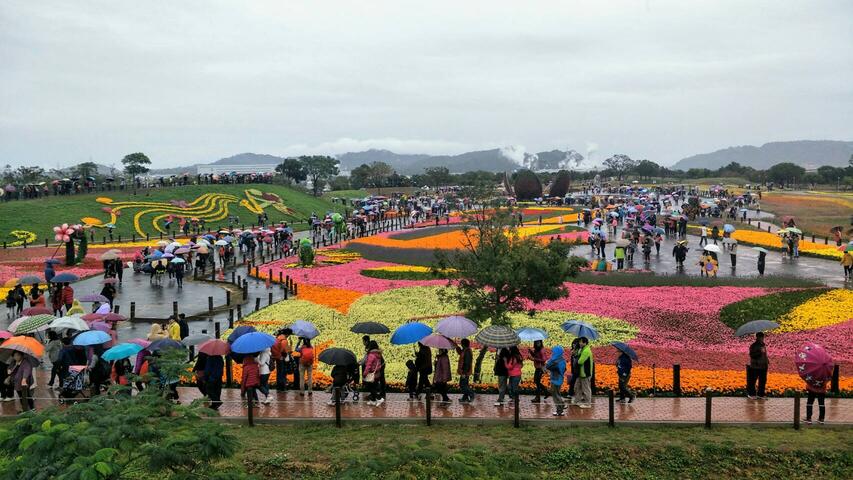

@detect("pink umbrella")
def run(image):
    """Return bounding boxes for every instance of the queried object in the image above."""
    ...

[127,338,151,348]
[81,313,103,322]
[101,313,126,322]
[435,315,478,338]
[198,339,230,356]
[795,343,834,389]
[90,321,111,332]
[21,307,51,316]
[0,330,12,340]
[418,333,455,350]
[174,247,190,254]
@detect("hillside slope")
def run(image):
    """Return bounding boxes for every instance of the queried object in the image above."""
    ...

[673,140,853,170]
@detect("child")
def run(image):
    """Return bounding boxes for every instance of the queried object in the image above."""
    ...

[405,359,418,400]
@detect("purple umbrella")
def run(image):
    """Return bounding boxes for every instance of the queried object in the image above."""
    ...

[79,294,109,303]
[4,184,16,192]
[174,247,190,254]
[90,321,112,332]
[127,338,151,348]
[795,343,834,389]
[162,252,175,259]
[435,315,478,338]
[419,333,455,350]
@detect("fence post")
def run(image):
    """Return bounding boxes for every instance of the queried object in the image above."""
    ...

[793,392,801,430]
[113,305,120,314]
[513,392,520,428]
[335,387,342,428]
[225,357,233,387]
[268,292,273,306]
[608,390,615,427]
[704,390,712,428]
[129,302,136,320]
[208,296,213,315]
[242,280,248,300]
[237,304,243,320]
[425,387,432,426]
[228,309,234,328]
[255,297,261,312]
[226,290,231,306]
[247,387,255,427]
[831,365,840,393]
[214,322,221,339]
[278,271,283,285]
[673,364,681,397]
[172,301,178,319]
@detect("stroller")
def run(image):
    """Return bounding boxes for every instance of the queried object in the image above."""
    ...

[59,365,89,404]
[326,364,360,405]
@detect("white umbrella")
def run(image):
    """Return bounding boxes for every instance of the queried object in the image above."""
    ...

[49,316,90,332]
[703,244,721,253]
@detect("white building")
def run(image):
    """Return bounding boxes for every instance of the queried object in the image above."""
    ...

[197,164,278,175]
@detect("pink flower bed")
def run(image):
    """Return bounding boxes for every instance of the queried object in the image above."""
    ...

[266,257,445,294]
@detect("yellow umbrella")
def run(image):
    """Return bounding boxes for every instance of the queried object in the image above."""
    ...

[3,278,20,288]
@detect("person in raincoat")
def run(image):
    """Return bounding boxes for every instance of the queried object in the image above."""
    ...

[166,316,181,340]
[616,350,635,403]
[9,351,35,411]
[574,337,594,408]
[544,345,566,416]
[840,250,852,281]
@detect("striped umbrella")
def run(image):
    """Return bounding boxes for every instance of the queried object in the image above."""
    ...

[474,325,520,348]
[14,314,56,335]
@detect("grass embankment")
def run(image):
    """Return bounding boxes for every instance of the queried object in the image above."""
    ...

[226,424,852,479]
[0,184,341,244]
[719,288,830,330]
[759,192,852,237]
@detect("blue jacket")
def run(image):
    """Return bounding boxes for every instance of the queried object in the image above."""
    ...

[616,353,632,377]
[544,346,566,386]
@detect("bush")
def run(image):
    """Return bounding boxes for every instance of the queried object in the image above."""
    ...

[549,170,571,197]
[513,169,542,200]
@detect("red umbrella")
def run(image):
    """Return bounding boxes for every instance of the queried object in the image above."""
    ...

[81,313,103,322]
[101,313,126,322]
[21,307,51,316]
[198,339,230,356]
[795,343,834,389]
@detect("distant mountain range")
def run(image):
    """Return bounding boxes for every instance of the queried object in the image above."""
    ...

[147,140,852,175]
[671,140,853,171]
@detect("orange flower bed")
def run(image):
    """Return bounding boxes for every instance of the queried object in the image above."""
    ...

[296,283,363,314]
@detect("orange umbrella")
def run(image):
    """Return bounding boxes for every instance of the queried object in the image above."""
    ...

[0,335,45,360]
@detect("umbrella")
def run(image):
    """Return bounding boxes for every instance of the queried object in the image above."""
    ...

[0,336,44,363]
[102,343,144,361]
[290,320,319,339]
[734,320,779,338]
[168,241,183,248]
[156,240,169,246]
[642,224,654,232]
[49,316,89,331]
[752,247,769,254]
[0,330,11,340]
[787,227,802,235]
[148,338,185,352]
[174,247,190,255]
[98,252,120,261]
[101,278,118,284]
[739,208,748,212]
[653,227,665,234]
[214,240,228,246]
[198,339,230,356]
[350,322,390,335]
[231,332,276,354]
[723,224,736,233]
[475,325,520,348]
[162,253,174,259]
[73,330,111,346]
[561,320,599,340]
[89,321,112,332]
[14,314,55,334]
[51,273,79,283]
[516,327,548,342]
[227,326,256,343]
[611,341,638,361]
[418,333,456,349]
[795,343,834,388]
[127,338,152,349]
[318,347,357,366]
[615,238,630,247]
[44,258,62,265]
[170,257,186,264]
[181,333,213,346]
[81,313,103,321]
[3,278,19,287]
[79,294,109,303]
[390,322,432,345]
[6,317,27,333]
[21,306,51,316]
[703,244,721,253]
[435,316,478,338]
[95,304,112,314]
[19,275,42,285]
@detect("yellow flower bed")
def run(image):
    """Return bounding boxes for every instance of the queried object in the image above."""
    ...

[362,265,456,274]
[731,230,841,259]
[6,230,37,247]
[777,289,853,332]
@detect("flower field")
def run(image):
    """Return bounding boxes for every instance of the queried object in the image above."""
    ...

[730,229,842,259]
[243,245,853,395]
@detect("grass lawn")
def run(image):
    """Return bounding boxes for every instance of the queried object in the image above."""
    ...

[224,423,852,479]
[759,192,852,237]
[0,184,341,245]
[323,189,369,200]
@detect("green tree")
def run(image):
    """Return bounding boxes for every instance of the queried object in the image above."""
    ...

[512,169,542,200]
[633,159,660,180]
[602,154,637,180]
[74,161,99,179]
[367,161,393,194]
[300,155,339,196]
[121,152,151,178]
[349,163,371,189]
[15,166,45,184]
[276,157,307,184]
[766,162,806,188]
[423,166,452,189]
[549,170,572,197]
[329,175,351,191]
[434,207,583,380]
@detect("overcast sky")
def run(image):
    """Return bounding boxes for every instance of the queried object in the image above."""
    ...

[1,0,851,169]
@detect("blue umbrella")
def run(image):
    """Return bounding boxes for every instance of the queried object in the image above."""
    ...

[51,273,79,283]
[390,322,432,345]
[516,327,548,342]
[560,320,599,340]
[654,227,665,234]
[611,341,638,361]
[148,339,185,352]
[227,325,256,343]
[723,224,736,233]
[73,330,111,346]
[290,320,319,339]
[231,332,276,354]
[102,342,143,361]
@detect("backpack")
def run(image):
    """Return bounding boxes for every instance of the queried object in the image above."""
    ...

[299,347,314,365]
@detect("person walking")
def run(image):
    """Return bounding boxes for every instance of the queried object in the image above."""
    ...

[61,283,74,314]
[297,338,314,396]
[45,331,62,388]
[414,343,432,399]
[653,232,662,255]
[505,346,523,404]
[545,345,567,416]
[493,348,509,406]
[729,241,738,268]
[804,371,828,425]
[757,250,766,276]
[841,250,853,281]
[364,340,384,406]
[614,245,625,270]
[529,340,548,403]
[616,350,635,403]
[256,347,272,404]
[9,351,35,412]
[432,348,451,403]
[574,337,594,408]
[699,225,708,246]
[204,353,224,410]
[456,338,475,403]
[746,332,768,400]
[240,355,261,406]
[176,314,189,341]
[174,261,184,288]
[711,225,720,245]
[272,328,292,391]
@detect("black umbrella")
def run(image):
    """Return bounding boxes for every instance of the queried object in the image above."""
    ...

[148,339,185,352]
[318,348,357,366]
[350,322,390,335]
[227,325,256,343]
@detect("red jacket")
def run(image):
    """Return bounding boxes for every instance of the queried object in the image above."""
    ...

[241,357,260,392]
[61,286,74,305]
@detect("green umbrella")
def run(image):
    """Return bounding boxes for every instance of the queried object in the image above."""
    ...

[14,314,56,334]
